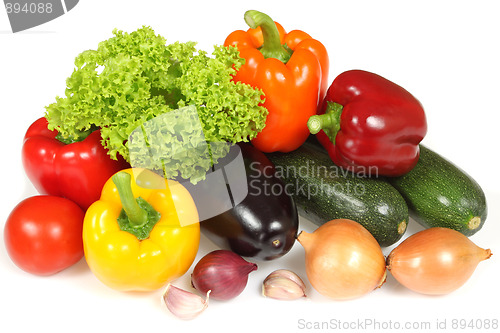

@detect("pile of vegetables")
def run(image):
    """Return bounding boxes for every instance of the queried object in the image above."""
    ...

[3,9,493,321]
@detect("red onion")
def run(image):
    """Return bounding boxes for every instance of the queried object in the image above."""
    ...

[191,250,258,301]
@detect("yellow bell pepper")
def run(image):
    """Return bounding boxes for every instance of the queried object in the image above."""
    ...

[82,168,200,291]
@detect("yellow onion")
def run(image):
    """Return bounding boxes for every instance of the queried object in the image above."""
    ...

[387,227,492,295]
[297,219,386,300]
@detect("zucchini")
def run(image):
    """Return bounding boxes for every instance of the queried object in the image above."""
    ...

[266,142,409,247]
[388,145,487,236]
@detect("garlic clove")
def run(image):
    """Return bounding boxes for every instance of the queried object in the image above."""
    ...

[262,269,307,300]
[162,284,210,320]
[264,269,307,292]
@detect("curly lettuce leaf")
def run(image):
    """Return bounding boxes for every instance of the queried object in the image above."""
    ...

[45,26,267,182]
[128,106,231,184]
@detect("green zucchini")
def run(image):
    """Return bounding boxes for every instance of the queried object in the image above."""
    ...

[388,145,487,236]
[266,142,409,247]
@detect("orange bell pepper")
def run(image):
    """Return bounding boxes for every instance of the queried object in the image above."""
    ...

[224,10,329,153]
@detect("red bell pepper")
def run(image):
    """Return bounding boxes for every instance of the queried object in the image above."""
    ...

[22,117,129,210]
[308,70,427,176]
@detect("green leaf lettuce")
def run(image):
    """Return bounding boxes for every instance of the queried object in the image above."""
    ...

[45,26,267,182]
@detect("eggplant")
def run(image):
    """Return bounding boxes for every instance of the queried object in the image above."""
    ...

[180,143,298,260]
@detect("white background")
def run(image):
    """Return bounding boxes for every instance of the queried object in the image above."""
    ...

[1,1,499,332]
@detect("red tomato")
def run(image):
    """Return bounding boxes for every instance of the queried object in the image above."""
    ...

[4,195,85,276]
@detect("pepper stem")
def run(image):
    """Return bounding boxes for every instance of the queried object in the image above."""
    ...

[112,172,148,228]
[307,102,344,144]
[244,10,292,63]
[55,124,98,144]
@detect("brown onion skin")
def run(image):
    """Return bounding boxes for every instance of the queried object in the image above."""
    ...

[297,219,386,300]
[191,250,257,301]
[387,227,492,295]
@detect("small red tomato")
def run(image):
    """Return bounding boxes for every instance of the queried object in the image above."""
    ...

[4,195,85,276]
